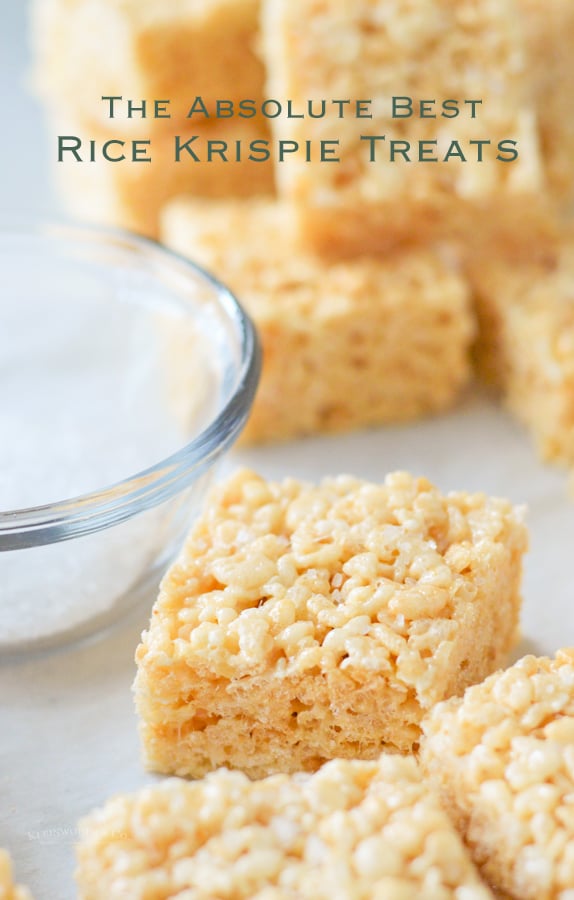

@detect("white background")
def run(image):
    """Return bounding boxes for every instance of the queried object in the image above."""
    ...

[1,3,573,898]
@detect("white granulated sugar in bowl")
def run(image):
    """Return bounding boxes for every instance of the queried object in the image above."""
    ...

[0,263,219,649]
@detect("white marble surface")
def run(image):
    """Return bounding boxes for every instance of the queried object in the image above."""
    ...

[1,5,574,899]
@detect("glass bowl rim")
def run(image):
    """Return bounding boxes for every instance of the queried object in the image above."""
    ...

[0,222,261,551]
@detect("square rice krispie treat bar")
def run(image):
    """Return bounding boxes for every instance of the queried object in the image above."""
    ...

[76,756,494,899]
[0,850,32,900]
[261,0,553,257]
[421,650,574,900]
[53,121,274,238]
[161,197,475,442]
[468,237,574,465]
[32,0,265,133]
[134,468,527,778]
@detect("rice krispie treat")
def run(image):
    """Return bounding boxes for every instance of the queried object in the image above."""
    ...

[162,197,474,442]
[76,756,494,899]
[134,468,527,778]
[0,850,32,900]
[520,0,574,204]
[54,121,274,238]
[261,0,552,257]
[421,650,574,900]
[468,238,574,465]
[33,0,272,236]
[32,0,265,134]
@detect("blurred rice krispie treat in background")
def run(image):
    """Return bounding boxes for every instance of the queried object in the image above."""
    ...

[76,757,495,899]
[32,0,273,236]
[162,197,474,442]
[519,0,574,205]
[0,850,32,900]
[261,0,558,258]
[468,235,574,466]
[32,0,265,130]
[421,650,574,900]
[135,468,527,778]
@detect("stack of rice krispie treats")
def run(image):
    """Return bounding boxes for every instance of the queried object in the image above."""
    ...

[76,468,574,898]
[75,466,528,898]
[32,0,574,453]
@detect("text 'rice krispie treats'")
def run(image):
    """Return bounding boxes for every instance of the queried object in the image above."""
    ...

[161,197,474,443]
[134,468,527,779]
[32,0,265,132]
[76,756,494,900]
[468,237,574,466]
[421,650,574,900]
[261,0,554,258]
[0,850,32,900]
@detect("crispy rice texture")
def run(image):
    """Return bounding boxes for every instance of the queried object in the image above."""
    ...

[76,756,494,900]
[421,650,574,900]
[134,468,527,778]
[162,197,475,443]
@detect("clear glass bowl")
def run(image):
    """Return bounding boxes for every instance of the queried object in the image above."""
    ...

[0,224,260,655]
